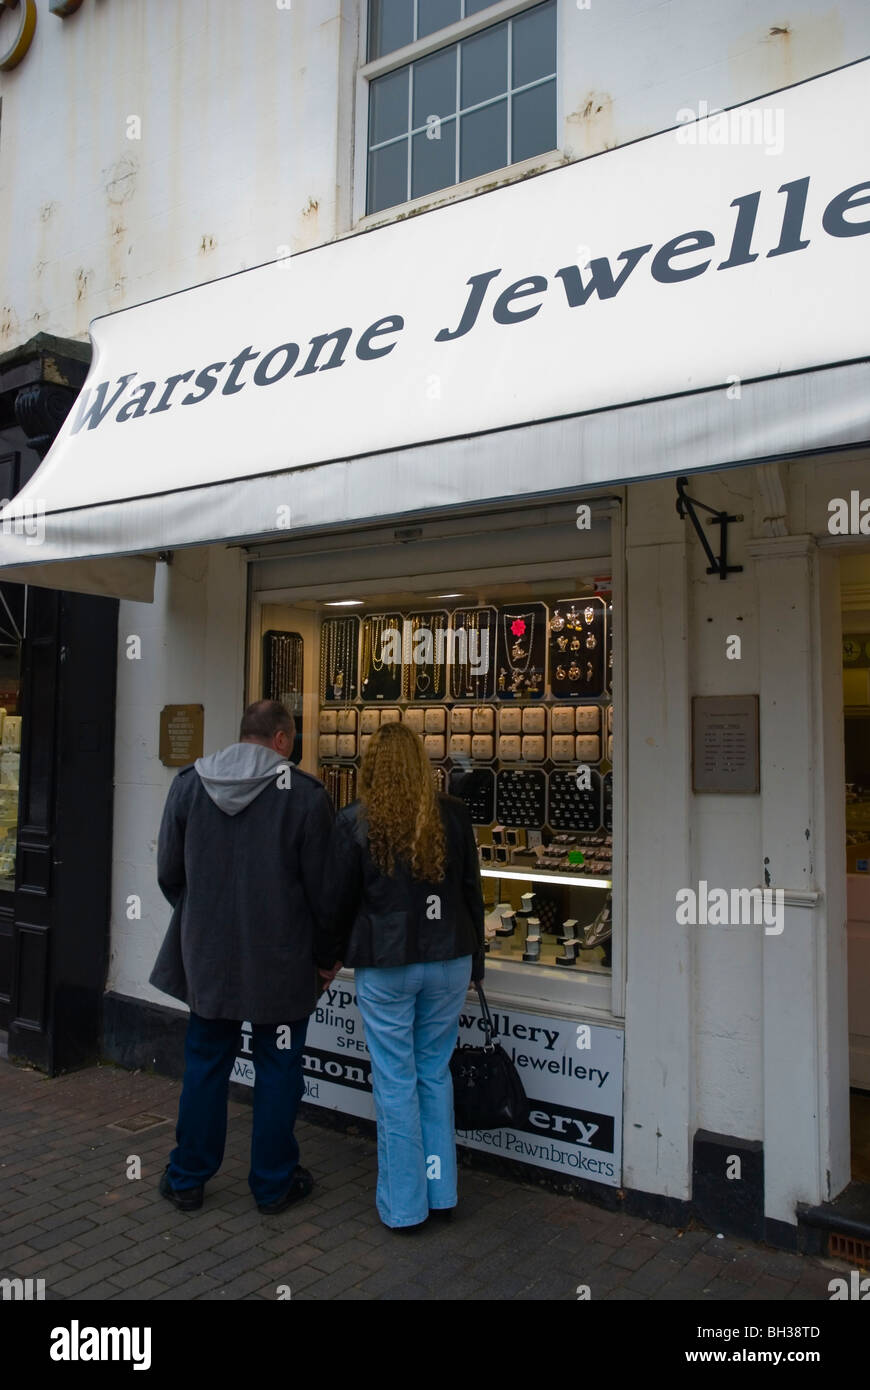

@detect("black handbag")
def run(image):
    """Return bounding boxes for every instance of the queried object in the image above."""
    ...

[450,981,530,1130]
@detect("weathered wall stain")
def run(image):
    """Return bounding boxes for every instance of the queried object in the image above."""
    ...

[566,91,615,159]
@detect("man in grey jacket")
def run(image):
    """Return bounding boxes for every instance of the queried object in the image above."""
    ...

[151,700,335,1215]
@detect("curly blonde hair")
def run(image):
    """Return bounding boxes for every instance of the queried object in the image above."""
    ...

[358,721,446,882]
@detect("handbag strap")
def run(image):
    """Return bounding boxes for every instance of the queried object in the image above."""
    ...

[475,980,496,1046]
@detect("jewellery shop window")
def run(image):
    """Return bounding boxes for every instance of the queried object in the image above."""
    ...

[315,586,614,979]
[0,583,24,890]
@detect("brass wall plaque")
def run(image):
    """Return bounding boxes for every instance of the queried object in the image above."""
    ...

[692,695,759,794]
[159,704,204,767]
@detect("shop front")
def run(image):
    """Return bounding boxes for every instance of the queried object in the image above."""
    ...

[237,498,625,1188]
[1,61,869,1239]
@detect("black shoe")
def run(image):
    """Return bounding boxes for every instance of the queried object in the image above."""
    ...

[159,1166,203,1212]
[257,1166,314,1215]
[388,1219,429,1233]
[428,1207,455,1222]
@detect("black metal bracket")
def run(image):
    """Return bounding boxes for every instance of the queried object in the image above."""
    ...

[675,477,743,581]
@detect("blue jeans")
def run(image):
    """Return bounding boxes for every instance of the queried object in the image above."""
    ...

[167,1012,308,1206]
[354,956,472,1228]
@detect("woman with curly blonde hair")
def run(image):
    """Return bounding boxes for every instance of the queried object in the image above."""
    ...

[319,721,485,1230]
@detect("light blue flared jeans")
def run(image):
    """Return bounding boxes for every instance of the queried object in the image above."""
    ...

[354,956,473,1228]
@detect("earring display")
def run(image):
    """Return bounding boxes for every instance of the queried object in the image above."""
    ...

[337,708,357,734]
[549,597,606,698]
[547,768,602,831]
[575,706,601,733]
[576,734,601,763]
[450,707,472,733]
[406,610,449,700]
[496,603,547,699]
[471,734,494,761]
[359,613,403,702]
[320,616,360,702]
[551,734,576,763]
[318,734,337,758]
[424,706,447,733]
[449,767,495,824]
[336,733,357,759]
[319,709,338,734]
[472,705,495,733]
[449,606,496,700]
[498,707,522,734]
[449,734,472,758]
[498,734,522,762]
[551,706,574,734]
[424,734,446,760]
[522,706,546,735]
[522,735,546,762]
[496,769,547,828]
[403,707,425,733]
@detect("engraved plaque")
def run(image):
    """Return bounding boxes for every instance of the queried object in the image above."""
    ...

[692,695,759,794]
[159,704,204,768]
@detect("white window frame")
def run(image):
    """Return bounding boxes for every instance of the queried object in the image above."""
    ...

[353,0,564,230]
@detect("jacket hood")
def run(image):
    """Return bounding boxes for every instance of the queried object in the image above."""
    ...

[194,742,288,816]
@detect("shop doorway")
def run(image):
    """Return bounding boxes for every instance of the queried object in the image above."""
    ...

[840,554,870,1182]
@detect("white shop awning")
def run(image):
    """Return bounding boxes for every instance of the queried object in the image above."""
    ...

[1,58,869,602]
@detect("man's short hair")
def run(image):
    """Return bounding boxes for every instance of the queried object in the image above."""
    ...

[239,699,295,743]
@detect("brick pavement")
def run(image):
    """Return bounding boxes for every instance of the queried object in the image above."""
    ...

[0,1055,846,1301]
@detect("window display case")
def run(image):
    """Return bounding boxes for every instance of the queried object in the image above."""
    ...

[313,588,615,977]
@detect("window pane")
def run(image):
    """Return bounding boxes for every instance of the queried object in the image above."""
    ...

[370,67,410,146]
[511,78,556,162]
[368,140,409,214]
[512,1,557,88]
[460,21,508,108]
[368,0,414,60]
[418,0,461,40]
[412,47,456,128]
[412,118,457,198]
[460,97,507,181]
[465,0,498,13]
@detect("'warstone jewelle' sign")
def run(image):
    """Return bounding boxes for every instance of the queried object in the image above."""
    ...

[6,60,869,520]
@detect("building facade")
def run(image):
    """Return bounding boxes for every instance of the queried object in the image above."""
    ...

[1,0,870,1246]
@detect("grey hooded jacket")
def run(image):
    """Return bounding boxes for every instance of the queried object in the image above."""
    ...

[150,743,335,1023]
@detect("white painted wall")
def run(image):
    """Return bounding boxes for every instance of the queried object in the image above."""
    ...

[1,0,869,342]
[623,461,853,1213]
[106,543,247,1007]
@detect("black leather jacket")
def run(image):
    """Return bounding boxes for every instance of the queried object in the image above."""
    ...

[318,794,485,981]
